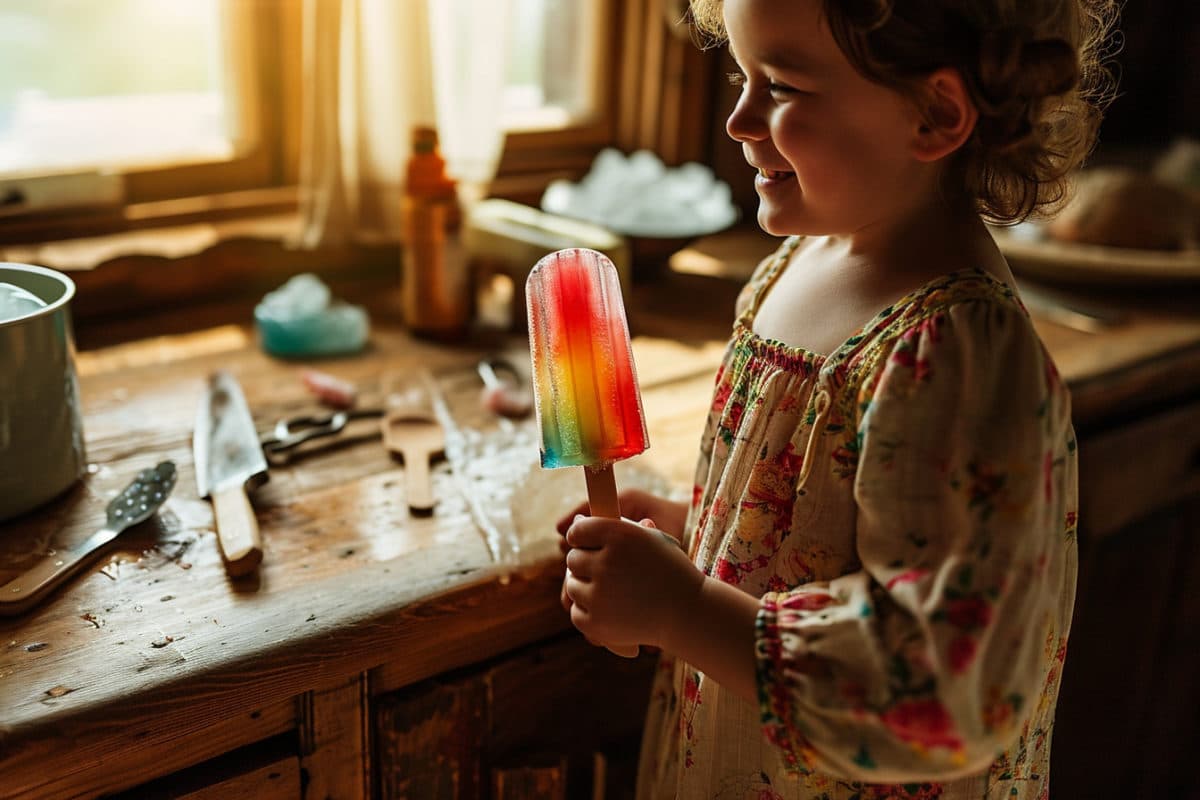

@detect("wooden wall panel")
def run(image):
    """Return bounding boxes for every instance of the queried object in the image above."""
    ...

[375,673,488,799]
[299,673,372,800]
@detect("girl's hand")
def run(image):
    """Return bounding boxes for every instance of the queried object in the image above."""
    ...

[554,490,689,657]
[563,515,704,652]
[555,489,689,550]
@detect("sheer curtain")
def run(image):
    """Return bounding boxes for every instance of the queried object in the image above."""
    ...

[295,0,511,247]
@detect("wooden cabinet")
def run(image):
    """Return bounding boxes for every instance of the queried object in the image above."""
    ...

[374,634,656,800]
[88,633,654,800]
[108,749,303,800]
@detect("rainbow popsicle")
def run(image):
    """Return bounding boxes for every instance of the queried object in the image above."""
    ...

[526,248,648,472]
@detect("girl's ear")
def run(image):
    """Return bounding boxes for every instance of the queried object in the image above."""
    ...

[910,67,978,162]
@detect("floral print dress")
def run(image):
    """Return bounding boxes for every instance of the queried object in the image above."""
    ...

[636,237,1078,800]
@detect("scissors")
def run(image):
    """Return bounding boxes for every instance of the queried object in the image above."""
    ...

[260,407,385,463]
[261,356,527,463]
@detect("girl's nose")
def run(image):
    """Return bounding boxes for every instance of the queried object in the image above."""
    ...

[726,92,767,143]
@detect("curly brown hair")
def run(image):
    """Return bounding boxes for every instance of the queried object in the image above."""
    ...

[690,0,1119,224]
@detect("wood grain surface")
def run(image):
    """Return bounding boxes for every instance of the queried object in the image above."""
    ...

[0,325,719,798]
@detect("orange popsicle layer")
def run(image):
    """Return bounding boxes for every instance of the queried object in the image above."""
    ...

[526,249,649,469]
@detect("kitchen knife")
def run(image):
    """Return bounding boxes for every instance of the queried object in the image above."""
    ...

[194,370,267,576]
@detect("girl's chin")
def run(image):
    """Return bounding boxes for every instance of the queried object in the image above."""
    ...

[756,206,806,237]
[755,196,838,238]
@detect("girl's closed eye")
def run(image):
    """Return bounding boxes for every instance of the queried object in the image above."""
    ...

[726,70,809,98]
[766,80,805,97]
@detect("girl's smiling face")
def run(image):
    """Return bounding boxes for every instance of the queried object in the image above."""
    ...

[723,0,929,238]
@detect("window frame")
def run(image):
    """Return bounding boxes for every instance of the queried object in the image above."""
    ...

[492,0,717,206]
[122,0,302,203]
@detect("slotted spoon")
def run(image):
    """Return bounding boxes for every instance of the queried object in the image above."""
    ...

[0,461,177,616]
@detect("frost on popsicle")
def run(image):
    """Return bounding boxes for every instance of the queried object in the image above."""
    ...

[526,249,649,469]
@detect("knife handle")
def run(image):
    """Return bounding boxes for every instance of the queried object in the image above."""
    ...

[212,484,263,576]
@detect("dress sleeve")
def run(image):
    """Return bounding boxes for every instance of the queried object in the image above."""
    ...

[754,299,1078,782]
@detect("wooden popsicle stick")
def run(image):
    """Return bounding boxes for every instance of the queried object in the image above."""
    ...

[582,464,639,659]
[212,483,264,576]
[584,464,620,518]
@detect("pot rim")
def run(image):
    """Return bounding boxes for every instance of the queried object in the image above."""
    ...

[0,262,76,329]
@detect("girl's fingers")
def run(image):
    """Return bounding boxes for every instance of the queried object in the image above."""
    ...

[568,606,603,648]
[570,605,640,658]
[556,504,590,534]
[565,517,606,549]
[564,570,592,609]
[570,604,596,640]
[560,573,573,613]
[564,547,596,578]
[638,516,685,550]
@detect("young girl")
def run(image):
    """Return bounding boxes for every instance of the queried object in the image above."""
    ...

[557,0,1116,797]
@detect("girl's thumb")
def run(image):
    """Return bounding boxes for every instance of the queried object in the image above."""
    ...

[638,518,657,529]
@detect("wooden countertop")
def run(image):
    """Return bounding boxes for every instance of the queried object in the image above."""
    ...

[1,264,1199,797]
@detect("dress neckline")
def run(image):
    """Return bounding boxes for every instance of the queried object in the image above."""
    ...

[733,236,1020,374]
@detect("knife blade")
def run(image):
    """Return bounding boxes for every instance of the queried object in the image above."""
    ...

[194,370,267,576]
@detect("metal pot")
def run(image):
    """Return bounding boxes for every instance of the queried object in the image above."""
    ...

[0,263,86,521]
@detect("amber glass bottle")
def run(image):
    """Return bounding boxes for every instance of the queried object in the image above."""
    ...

[400,126,470,338]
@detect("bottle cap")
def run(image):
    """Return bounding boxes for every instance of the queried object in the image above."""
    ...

[407,126,457,198]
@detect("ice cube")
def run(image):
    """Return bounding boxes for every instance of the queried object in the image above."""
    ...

[258,273,331,317]
[673,162,716,193]
[584,148,629,188]
[253,273,369,357]
[626,150,666,184]
[0,282,47,323]
[695,183,736,229]
[540,180,576,216]
[539,148,739,238]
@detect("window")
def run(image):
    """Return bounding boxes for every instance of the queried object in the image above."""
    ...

[494,0,623,189]
[0,0,291,217]
[0,0,699,233]
[504,0,604,131]
[0,0,236,176]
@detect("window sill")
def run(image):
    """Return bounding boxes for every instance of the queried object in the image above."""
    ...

[0,186,300,247]
[0,207,402,350]
[0,212,303,273]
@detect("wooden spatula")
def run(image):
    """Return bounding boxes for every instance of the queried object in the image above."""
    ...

[380,408,445,513]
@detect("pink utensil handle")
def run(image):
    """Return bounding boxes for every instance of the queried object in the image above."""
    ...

[582,464,639,659]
